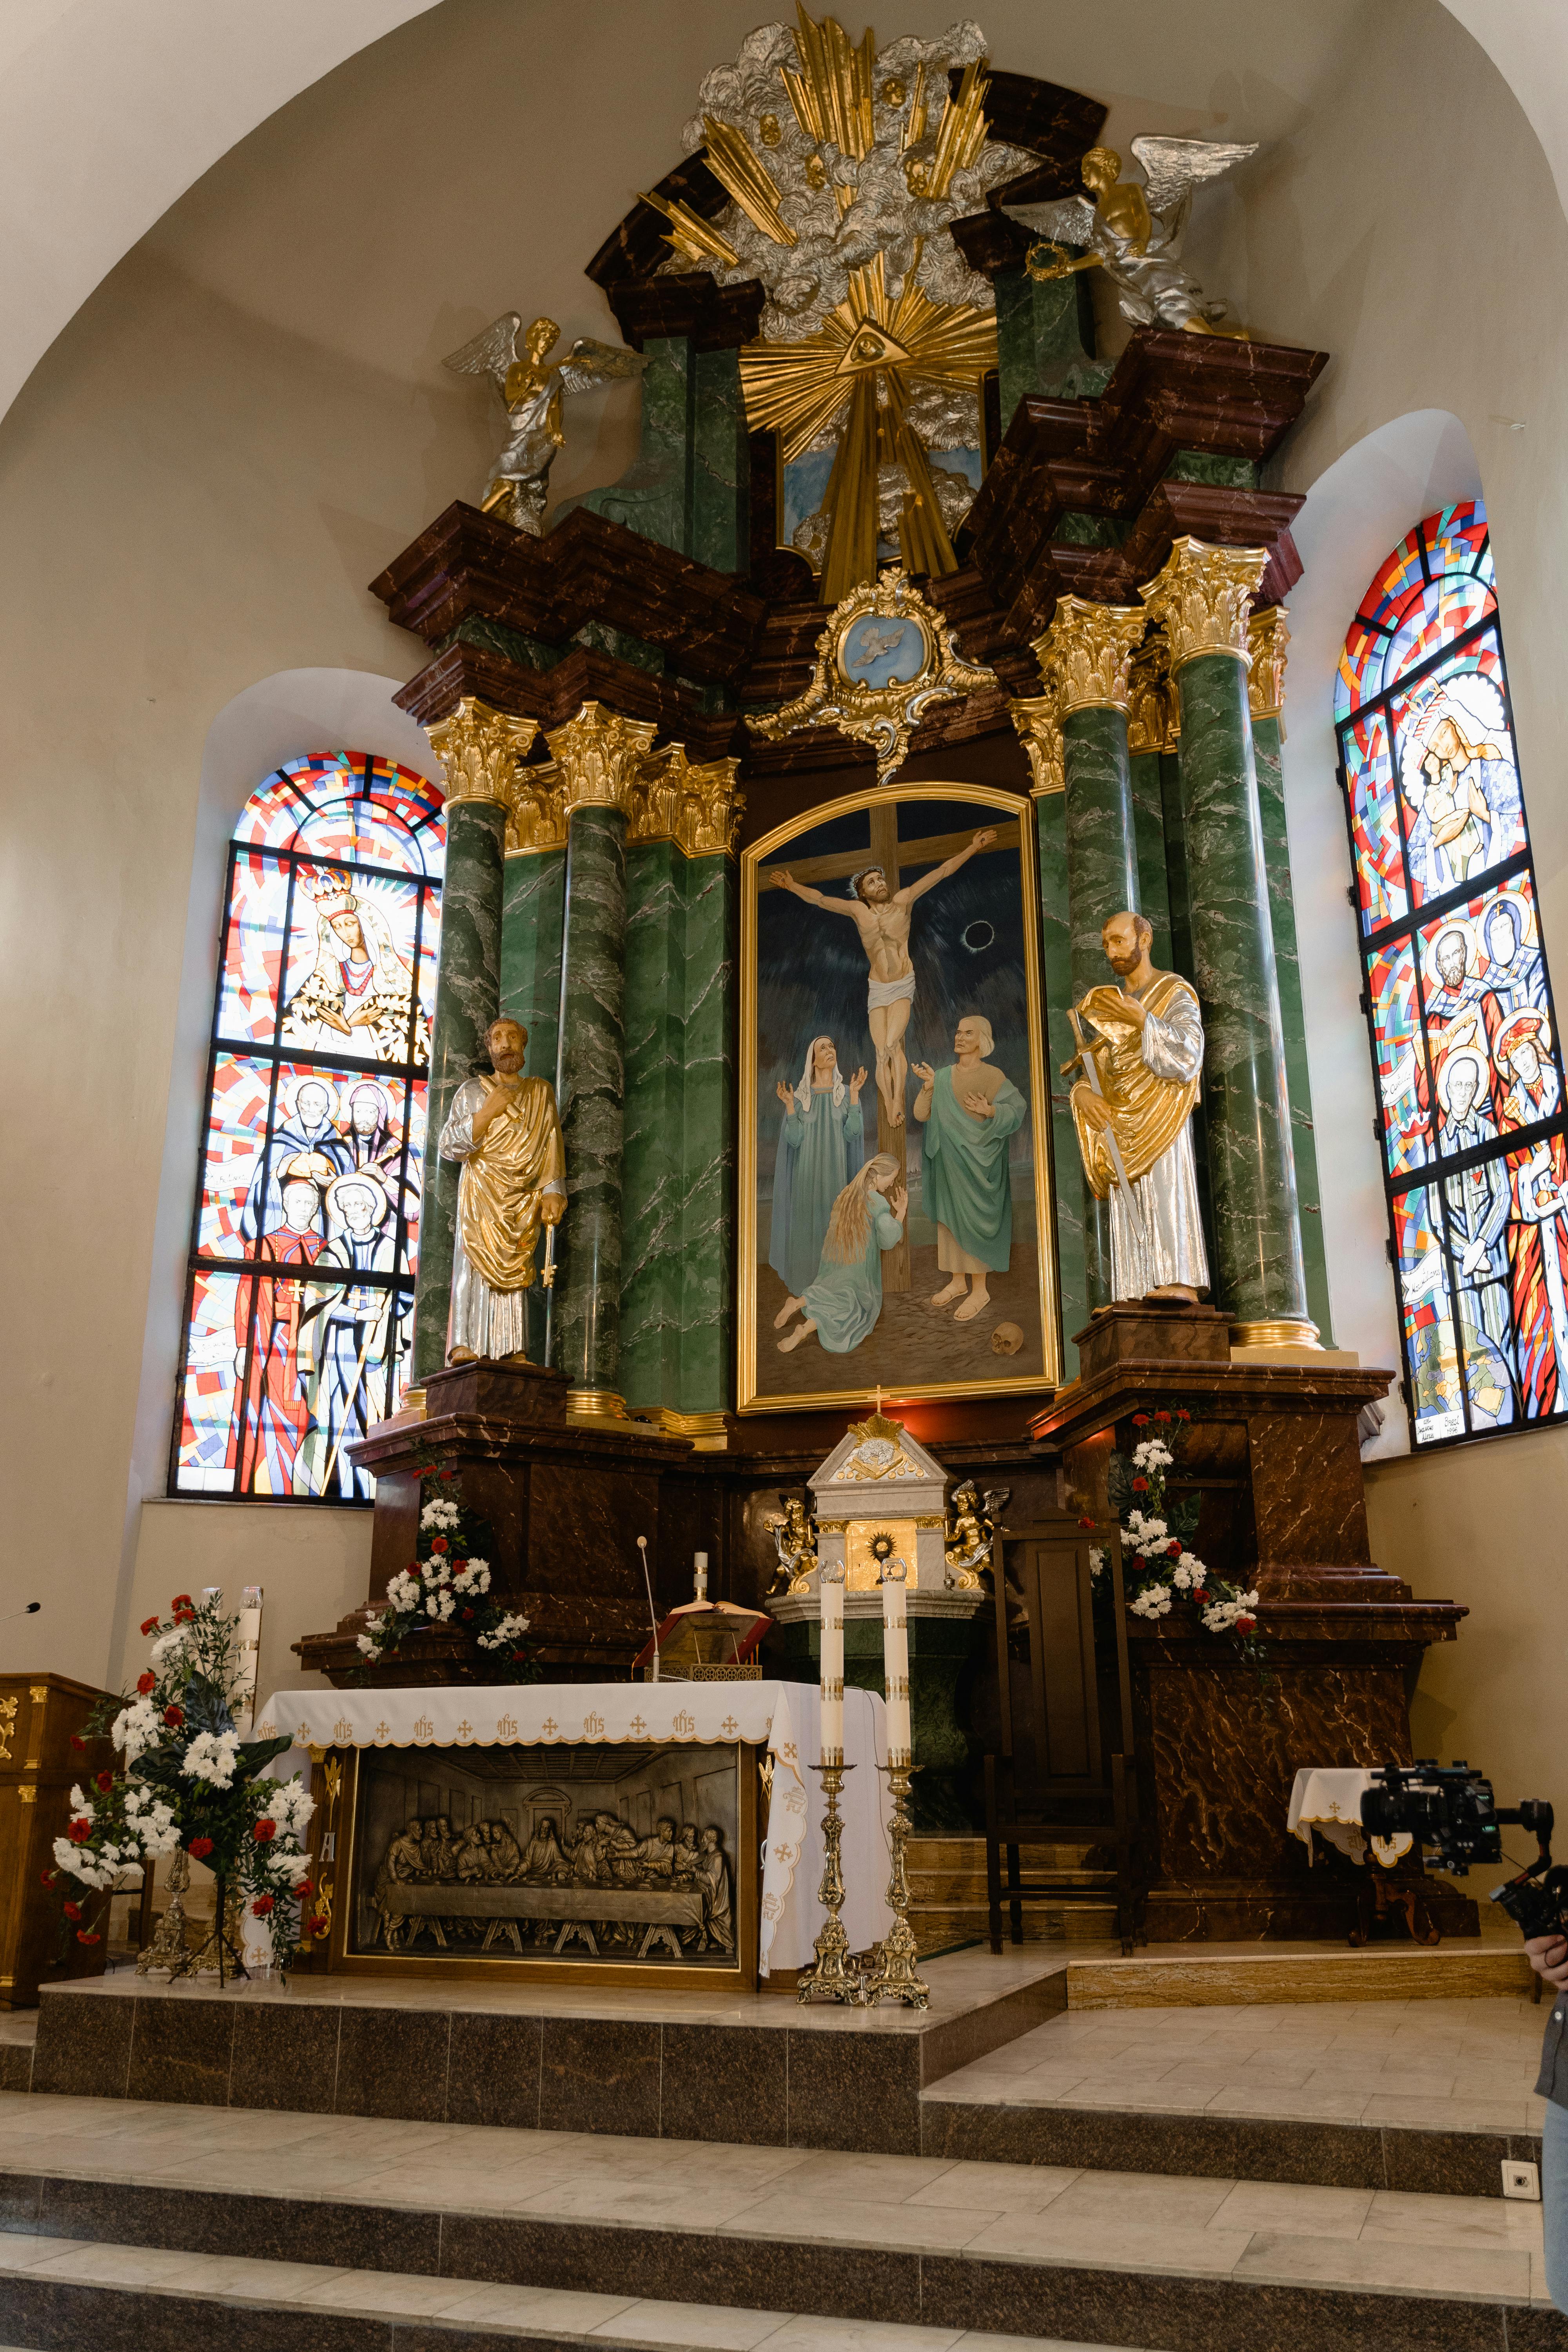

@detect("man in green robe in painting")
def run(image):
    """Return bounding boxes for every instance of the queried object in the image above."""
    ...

[913,1015,1026,1324]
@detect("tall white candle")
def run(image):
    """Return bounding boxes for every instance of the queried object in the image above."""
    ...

[234,1584,263,1735]
[819,1561,844,1764]
[882,1558,911,1764]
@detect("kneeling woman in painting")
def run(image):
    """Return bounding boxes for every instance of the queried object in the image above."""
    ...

[775,1153,904,1355]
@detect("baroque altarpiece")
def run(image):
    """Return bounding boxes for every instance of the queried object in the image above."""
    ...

[263,13,1495,1940]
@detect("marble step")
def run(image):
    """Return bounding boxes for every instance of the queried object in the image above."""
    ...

[911,1903,1118,1956]
[0,2241,1154,2352]
[0,2091,1560,2352]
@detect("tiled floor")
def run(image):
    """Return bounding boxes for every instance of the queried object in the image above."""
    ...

[0,2089,1552,2307]
[0,2238,1156,2352]
[926,1993,1551,2134]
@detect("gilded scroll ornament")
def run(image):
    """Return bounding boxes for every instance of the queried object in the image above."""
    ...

[1003,138,1256,338]
[443,315,648,535]
[425,699,540,807]
[1138,537,1269,671]
[544,702,660,817]
[1247,604,1291,723]
[1032,597,1146,718]
[746,568,996,782]
[628,746,745,859]
[1008,689,1064,797]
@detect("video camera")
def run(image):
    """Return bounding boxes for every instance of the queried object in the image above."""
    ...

[1361,1762,1568,1942]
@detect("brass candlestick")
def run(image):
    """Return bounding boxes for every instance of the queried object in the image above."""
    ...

[864,1758,929,2009]
[797,1760,862,2004]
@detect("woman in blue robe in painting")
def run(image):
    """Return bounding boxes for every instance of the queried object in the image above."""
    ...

[767,1036,868,1298]
[775,1153,905,1354]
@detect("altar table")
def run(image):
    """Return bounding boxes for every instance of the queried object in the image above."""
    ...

[257,1680,891,1978]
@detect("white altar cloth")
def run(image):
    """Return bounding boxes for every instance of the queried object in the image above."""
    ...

[1287,1767,1412,1869]
[255,1680,891,1976]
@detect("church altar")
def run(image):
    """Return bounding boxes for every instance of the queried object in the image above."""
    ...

[260,1681,892,1984]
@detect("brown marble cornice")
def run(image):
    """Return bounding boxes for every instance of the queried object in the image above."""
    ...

[369,502,768,685]
[392,641,744,761]
[1028,1359,1397,1446]
[601,271,766,355]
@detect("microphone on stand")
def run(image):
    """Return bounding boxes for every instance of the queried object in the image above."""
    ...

[637,1537,660,1681]
[1,1602,40,1621]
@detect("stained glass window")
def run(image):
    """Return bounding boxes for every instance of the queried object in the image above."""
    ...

[171,754,445,1500]
[1338,502,1566,1445]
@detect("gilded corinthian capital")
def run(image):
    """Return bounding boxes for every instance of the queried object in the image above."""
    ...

[1138,538,1269,670]
[1247,604,1290,722]
[425,697,540,806]
[1008,688,1064,797]
[628,745,745,858]
[544,701,659,818]
[1031,597,1146,718]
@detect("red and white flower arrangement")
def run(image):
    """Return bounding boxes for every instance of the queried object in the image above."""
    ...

[354,1462,539,1680]
[48,1591,316,1978]
[1090,1408,1261,1651]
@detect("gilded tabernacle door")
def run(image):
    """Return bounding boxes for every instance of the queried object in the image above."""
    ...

[740,782,1059,1412]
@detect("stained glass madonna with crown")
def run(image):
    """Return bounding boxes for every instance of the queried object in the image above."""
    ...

[172,753,445,1501]
[1338,502,1566,1446]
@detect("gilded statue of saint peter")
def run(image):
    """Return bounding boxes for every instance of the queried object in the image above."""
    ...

[439,1016,565,1364]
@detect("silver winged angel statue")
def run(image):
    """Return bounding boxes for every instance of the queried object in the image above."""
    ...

[443,312,648,533]
[1002,138,1257,337]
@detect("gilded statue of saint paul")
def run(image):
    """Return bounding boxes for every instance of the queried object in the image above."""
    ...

[439,1016,565,1364]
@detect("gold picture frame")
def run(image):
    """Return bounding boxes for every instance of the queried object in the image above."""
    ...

[739,779,1062,1415]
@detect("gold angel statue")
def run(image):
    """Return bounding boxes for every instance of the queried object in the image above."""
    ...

[766,1495,820,1597]
[1002,139,1257,338]
[443,313,649,534]
[943,1479,1007,1593]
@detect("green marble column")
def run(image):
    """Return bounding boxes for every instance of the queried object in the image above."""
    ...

[676,848,735,1414]
[554,806,628,1398]
[500,843,567,1362]
[620,837,684,1408]
[692,348,748,573]
[1252,703,1334,1343]
[411,793,508,1383]
[1032,791,1087,1371]
[1167,648,1310,1334]
[1061,704,1141,1308]
[1129,746,1173,975]
[993,258,1109,432]
[571,338,748,572]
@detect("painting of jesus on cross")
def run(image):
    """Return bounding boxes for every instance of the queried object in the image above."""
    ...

[739,782,1060,1413]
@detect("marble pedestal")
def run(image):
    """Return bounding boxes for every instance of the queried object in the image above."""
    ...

[1028,1305,1475,1941]
[769,1589,986,1835]
[294,1363,692,1686]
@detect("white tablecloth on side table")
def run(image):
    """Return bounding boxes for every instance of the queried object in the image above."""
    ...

[255,1679,892,1976]
[1288,1767,1412,1869]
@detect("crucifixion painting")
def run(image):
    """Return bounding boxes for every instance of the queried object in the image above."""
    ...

[745,788,1056,1412]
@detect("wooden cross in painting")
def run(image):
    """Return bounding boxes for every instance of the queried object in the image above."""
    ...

[764,808,1017,1292]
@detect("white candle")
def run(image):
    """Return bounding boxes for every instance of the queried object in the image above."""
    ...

[693,1552,709,1603]
[819,1561,844,1764]
[234,1585,263,1735]
[882,1557,911,1764]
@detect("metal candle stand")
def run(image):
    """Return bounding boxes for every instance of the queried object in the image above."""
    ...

[797,1759,859,2003]
[863,1756,929,2008]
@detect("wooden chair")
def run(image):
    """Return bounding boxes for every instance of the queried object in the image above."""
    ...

[984,1513,1142,1956]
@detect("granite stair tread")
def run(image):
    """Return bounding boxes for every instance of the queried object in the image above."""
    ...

[0,2236,1157,2350]
[0,2090,1557,2338]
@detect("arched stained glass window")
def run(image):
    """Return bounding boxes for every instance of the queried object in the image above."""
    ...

[1338,501,1564,1445]
[171,753,446,1500]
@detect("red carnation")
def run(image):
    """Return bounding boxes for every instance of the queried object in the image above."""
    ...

[1167,1541,1182,1559]
[189,1836,213,1859]
[295,1879,314,1899]
[1193,1590,1209,1606]
[1176,1409,1191,1422]
[512,1648,527,1661]
[174,1610,195,1626]
[163,1705,184,1728]
[308,1915,328,1937]
[250,1895,275,1919]
[95,1770,113,1794]
[440,1469,456,1482]
[1078,1515,1095,1529]
[76,1931,101,1946]
[1132,1413,1150,1427]
[70,1734,86,1752]
[1236,1614,1256,1633]
[62,1901,81,1922]
[252,1818,277,1844]
[1154,1410,1171,1424]
[67,1819,92,1844]
[136,1672,155,1695]
[40,1868,58,1889]
[1132,1476,1149,1493]
[140,1615,160,1636]
[461,1607,474,1621]
[430,1537,448,1554]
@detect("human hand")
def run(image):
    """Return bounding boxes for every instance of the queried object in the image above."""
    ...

[849,1065,868,1102]
[347,1004,378,1028]
[1072,1082,1114,1133]
[776,1080,795,1113]
[1112,989,1149,1027]
[971,828,997,851]
[773,869,795,890]
[1526,1933,1568,1991]
[321,1007,352,1033]
[1460,1238,1487,1278]
[962,1091,995,1120]
[889,1183,908,1221]
[911,1062,936,1087]
[540,1192,566,1229]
